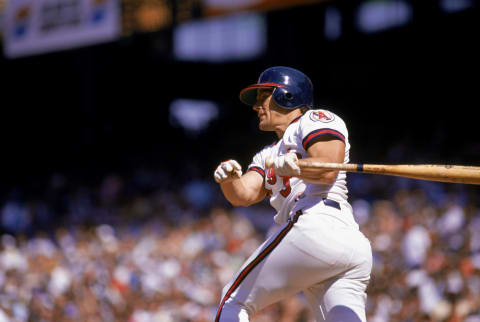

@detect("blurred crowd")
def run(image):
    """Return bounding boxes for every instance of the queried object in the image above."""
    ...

[1,169,480,321]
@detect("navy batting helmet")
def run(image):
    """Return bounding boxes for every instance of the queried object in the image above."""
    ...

[239,66,314,110]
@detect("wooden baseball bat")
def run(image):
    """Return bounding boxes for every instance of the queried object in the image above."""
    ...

[296,161,480,185]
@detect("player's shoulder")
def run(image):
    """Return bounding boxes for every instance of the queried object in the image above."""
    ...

[299,107,348,136]
[252,140,277,163]
[302,108,344,124]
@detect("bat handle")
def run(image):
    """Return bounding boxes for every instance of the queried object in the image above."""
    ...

[297,160,361,171]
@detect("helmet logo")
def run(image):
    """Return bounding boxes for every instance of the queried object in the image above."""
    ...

[310,110,335,123]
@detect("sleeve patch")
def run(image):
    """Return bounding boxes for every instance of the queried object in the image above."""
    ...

[302,128,345,150]
[309,110,335,123]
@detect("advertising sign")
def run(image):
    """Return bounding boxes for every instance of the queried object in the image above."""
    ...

[4,0,120,58]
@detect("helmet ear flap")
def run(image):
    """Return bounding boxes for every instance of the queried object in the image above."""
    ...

[272,86,300,109]
[272,87,290,108]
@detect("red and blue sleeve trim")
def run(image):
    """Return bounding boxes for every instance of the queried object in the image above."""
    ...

[302,128,345,150]
[247,166,265,178]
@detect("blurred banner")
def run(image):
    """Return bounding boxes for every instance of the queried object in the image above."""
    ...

[3,0,120,58]
[203,0,329,17]
[121,0,329,36]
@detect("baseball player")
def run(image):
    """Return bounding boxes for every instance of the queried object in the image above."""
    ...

[213,66,372,322]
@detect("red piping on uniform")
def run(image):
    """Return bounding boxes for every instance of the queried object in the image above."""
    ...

[289,116,302,126]
[215,219,296,321]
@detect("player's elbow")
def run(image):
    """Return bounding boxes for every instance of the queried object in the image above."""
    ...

[224,196,248,207]
[305,170,338,185]
[229,198,255,207]
[227,193,260,207]
[229,201,250,207]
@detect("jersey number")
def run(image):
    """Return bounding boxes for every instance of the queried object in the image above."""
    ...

[266,168,291,198]
[280,176,292,197]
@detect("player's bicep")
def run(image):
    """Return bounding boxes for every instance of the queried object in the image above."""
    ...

[299,136,345,184]
[306,136,345,162]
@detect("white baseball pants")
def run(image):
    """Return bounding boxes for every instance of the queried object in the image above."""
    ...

[215,204,372,322]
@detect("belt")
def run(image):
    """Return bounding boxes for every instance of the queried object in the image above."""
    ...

[295,193,341,210]
[292,198,341,222]
[323,198,341,210]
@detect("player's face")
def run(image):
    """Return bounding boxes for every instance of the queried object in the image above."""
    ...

[252,89,289,131]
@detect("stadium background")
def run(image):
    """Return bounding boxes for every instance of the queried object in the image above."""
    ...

[1,0,480,321]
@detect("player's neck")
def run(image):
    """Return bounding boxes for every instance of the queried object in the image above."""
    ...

[274,110,303,138]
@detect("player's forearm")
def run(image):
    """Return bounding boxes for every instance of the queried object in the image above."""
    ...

[298,158,339,185]
[298,170,338,185]
[220,178,262,207]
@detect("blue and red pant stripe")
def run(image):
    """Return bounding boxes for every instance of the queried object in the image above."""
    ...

[215,210,302,321]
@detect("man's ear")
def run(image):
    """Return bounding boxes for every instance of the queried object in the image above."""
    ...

[269,101,291,114]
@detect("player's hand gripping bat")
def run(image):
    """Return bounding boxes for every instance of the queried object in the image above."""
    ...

[266,159,480,185]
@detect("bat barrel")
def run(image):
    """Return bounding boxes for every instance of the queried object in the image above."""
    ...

[296,161,480,185]
[363,164,480,185]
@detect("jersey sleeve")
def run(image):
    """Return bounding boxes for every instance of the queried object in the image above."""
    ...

[247,143,275,178]
[300,109,348,151]
[247,152,265,178]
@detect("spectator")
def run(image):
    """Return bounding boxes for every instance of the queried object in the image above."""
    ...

[0,170,478,321]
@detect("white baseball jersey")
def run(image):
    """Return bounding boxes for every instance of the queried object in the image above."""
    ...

[247,109,355,226]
